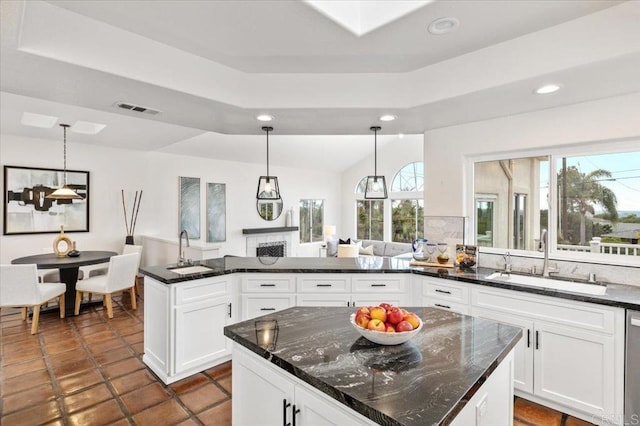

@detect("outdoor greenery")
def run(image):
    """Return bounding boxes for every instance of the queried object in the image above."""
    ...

[558,165,618,245]
[356,200,383,240]
[391,199,424,243]
[299,199,324,243]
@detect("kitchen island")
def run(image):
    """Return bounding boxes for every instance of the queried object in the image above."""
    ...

[224,306,521,426]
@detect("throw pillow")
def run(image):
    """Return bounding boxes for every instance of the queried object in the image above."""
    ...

[359,245,374,256]
[339,238,351,245]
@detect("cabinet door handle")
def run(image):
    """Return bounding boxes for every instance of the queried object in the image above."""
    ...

[435,289,451,294]
[371,284,386,287]
[283,399,291,426]
[316,284,332,287]
[260,308,276,311]
[260,284,276,287]
[228,303,232,318]
[527,329,531,348]
[292,405,300,426]
[535,331,540,350]
[435,303,451,309]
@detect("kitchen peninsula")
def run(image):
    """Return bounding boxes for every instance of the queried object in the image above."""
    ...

[140,256,639,425]
[224,306,521,426]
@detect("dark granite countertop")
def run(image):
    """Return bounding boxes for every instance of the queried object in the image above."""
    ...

[224,306,521,426]
[140,256,640,310]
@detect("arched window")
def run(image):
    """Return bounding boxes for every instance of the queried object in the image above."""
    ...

[390,162,424,243]
[391,162,424,192]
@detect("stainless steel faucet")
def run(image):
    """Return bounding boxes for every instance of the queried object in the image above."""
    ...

[539,229,557,277]
[178,229,191,265]
[501,251,512,276]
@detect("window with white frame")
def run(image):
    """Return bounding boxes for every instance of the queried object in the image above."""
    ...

[390,162,424,243]
[355,177,384,240]
[299,199,324,243]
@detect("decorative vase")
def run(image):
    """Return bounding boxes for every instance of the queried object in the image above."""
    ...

[68,241,80,257]
[125,235,135,245]
[53,225,72,257]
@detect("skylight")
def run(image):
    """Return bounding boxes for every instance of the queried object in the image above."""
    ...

[303,0,432,36]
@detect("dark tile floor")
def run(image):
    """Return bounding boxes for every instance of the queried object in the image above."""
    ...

[1,282,592,425]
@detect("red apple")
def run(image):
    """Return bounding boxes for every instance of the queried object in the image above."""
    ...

[355,313,371,329]
[403,313,421,330]
[379,302,392,310]
[356,307,370,317]
[386,307,404,325]
[396,320,414,332]
[367,318,385,332]
[384,322,396,333]
[369,306,387,323]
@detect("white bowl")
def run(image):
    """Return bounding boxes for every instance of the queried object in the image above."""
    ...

[350,313,423,345]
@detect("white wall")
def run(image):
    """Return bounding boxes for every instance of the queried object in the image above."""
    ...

[1,134,342,265]
[424,92,640,217]
[340,134,424,240]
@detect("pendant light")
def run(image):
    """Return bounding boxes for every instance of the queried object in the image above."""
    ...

[364,126,388,199]
[46,124,83,200]
[256,126,281,200]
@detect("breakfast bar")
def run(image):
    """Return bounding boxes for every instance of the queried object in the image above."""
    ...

[224,306,522,426]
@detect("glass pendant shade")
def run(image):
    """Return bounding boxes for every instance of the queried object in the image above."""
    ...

[256,176,281,200]
[364,175,388,199]
[364,126,388,199]
[46,123,83,200]
[256,126,281,200]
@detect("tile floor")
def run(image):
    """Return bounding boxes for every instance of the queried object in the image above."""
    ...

[1,282,593,425]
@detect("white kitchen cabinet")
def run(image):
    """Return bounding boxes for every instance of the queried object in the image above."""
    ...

[296,274,409,308]
[472,307,534,394]
[471,286,624,425]
[419,276,471,314]
[233,344,374,426]
[143,276,234,384]
[240,273,296,320]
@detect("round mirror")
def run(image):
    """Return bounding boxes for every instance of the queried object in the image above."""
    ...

[257,198,283,221]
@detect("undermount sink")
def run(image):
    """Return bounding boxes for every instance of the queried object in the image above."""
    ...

[486,272,607,295]
[168,265,213,275]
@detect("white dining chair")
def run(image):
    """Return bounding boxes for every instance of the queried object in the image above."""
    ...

[74,252,140,318]
[88,244,143,296]
[0,264,66,334]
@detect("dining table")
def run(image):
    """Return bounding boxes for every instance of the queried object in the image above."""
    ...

[12,250,118,316]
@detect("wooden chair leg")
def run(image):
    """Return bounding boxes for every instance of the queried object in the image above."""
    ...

[74,291,82,315]
[129,287,137,310]
[21,307,27,321]
[31,305,41,335]
[59,295,65,319]
[104,294,114,318]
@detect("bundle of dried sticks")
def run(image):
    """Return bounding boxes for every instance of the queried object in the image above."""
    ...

[122,189,143,238]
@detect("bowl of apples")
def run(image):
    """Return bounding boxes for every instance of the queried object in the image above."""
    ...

[350,303,423,345]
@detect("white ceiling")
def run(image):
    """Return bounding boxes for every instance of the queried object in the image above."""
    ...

[1,0,639,170]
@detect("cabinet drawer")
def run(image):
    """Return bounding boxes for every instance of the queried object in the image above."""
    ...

[423,297,469,315]
[422,279,469,303]
[297,275,350,293]
[242,275,295,293]
[175,278,230,305]
[471,287,618,334]
[352,276,405,293]
[242,295,295,320]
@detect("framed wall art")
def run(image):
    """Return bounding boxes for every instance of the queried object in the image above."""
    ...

[179,176,200,239]
[206,182,226,242]
[3,165,90,235]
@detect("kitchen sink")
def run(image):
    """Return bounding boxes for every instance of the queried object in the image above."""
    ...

[168,265,213,275]
[486,272,607,295]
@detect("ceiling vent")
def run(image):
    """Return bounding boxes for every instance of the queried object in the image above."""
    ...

[115,102,161,115]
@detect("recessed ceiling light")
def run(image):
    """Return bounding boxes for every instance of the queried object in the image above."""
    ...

[71,121,106,135]
[21,112,58,128]
[256,114,274,122]
[428,17,459,35]
[534,84,561,95]
[379,115,396,122]
[398,133,405,139]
